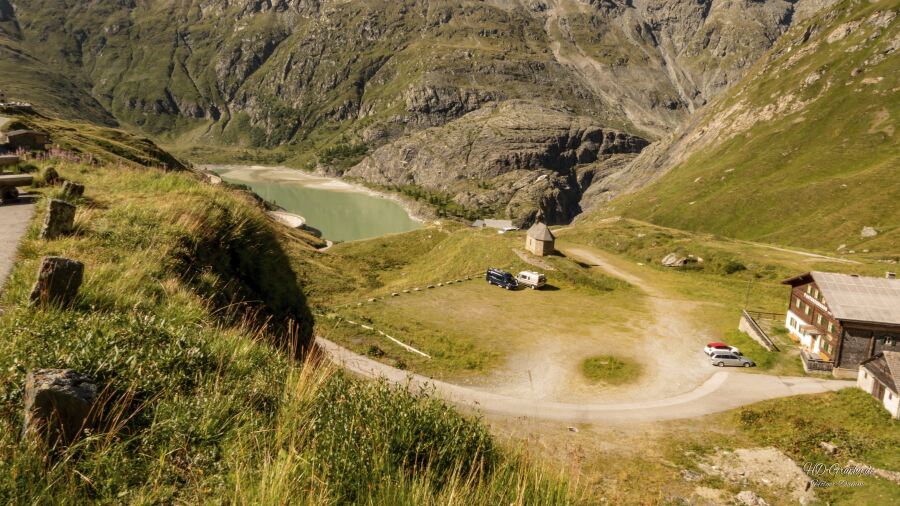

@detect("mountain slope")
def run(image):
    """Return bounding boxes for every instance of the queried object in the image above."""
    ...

[587,0,899,253]
[3,0,810,148]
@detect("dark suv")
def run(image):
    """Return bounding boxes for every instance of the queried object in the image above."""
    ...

[486,268,518,290]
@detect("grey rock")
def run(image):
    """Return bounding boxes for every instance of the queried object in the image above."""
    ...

[0,186,19,204]
[661,253,697,268]
[819,441,837,454]
[736,490,768,506]
[39,199,76,240]
[42,167,60,186]
[61,181,85,198]
[861,226,878,238]
[22,369,97,447]
[29,256,84,307]
[680,469,701,481]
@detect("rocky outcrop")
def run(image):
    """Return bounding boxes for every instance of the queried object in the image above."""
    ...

[347,101,648,225]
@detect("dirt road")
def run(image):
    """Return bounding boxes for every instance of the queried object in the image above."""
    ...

[317,337,853,423]
[553,246,714,401]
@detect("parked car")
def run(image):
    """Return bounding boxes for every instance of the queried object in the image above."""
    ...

[486,268,518,289]
[704,342,741,356]
[515,271,546,289]
[708,352,755,368]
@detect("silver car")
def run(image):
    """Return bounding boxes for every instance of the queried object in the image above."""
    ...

[709,352,755,368]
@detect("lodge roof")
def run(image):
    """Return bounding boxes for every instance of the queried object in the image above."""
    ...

[527,222,554,242]
[861,351,900,393]
[783,272,900,326]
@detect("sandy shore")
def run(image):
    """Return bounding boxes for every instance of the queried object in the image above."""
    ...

[199,164,431,224]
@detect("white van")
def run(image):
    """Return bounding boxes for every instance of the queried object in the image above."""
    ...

[516,271,546,289]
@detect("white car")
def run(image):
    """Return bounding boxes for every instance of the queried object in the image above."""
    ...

[704,342,741,356]
[515,271,546,289]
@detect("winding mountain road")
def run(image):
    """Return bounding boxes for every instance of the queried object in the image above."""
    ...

[317,337,852,423]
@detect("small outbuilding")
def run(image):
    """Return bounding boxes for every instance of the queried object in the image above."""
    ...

[525,222,555,257]
[857,351,900,419]
[3,130,49,151]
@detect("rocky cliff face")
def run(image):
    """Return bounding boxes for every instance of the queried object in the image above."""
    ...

[1,0,837,224]
[346,101,648,224]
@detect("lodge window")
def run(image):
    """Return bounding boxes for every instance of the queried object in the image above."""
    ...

[806,285,812,294]
[789,317,797,329]
[827,322,834,333]
[816,314,824,325]
[804,304,811,316]
[795,298,802,309]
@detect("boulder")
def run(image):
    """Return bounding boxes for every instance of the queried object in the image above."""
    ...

[0,186,19,204]
[736,490,768,506]
[39,199,76,239]
[819,441,837,454]
[22,369,97,447]
[29,256,84,307]
[661,253,696,267]
[42,166,60,185]
[861,226,878,238]
[61,181,85,198]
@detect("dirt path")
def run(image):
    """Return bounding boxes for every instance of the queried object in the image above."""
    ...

[0,115,11,131]
[317,337,853,423]
[553,246,714,400]
[733,239,862,265]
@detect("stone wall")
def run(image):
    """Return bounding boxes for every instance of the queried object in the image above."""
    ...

[738,310,779,351]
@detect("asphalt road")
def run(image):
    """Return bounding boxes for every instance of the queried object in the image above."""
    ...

[0,196,35,299]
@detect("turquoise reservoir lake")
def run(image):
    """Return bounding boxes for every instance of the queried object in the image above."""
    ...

[206,165,421,242]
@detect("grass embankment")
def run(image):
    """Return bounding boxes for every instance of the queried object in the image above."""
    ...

[1,109,185,170]
[0,161,578,504]
[517,389,899,504]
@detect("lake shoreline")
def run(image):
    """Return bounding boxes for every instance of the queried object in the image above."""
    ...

[198,164,430,242]
[199,164,433,225]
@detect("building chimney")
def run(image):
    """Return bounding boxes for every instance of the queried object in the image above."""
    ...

[887,272,897,280]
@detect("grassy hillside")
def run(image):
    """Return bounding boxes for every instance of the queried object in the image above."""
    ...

[599,0,899,253]
[1,109,185,170]
[0,160,576,504]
